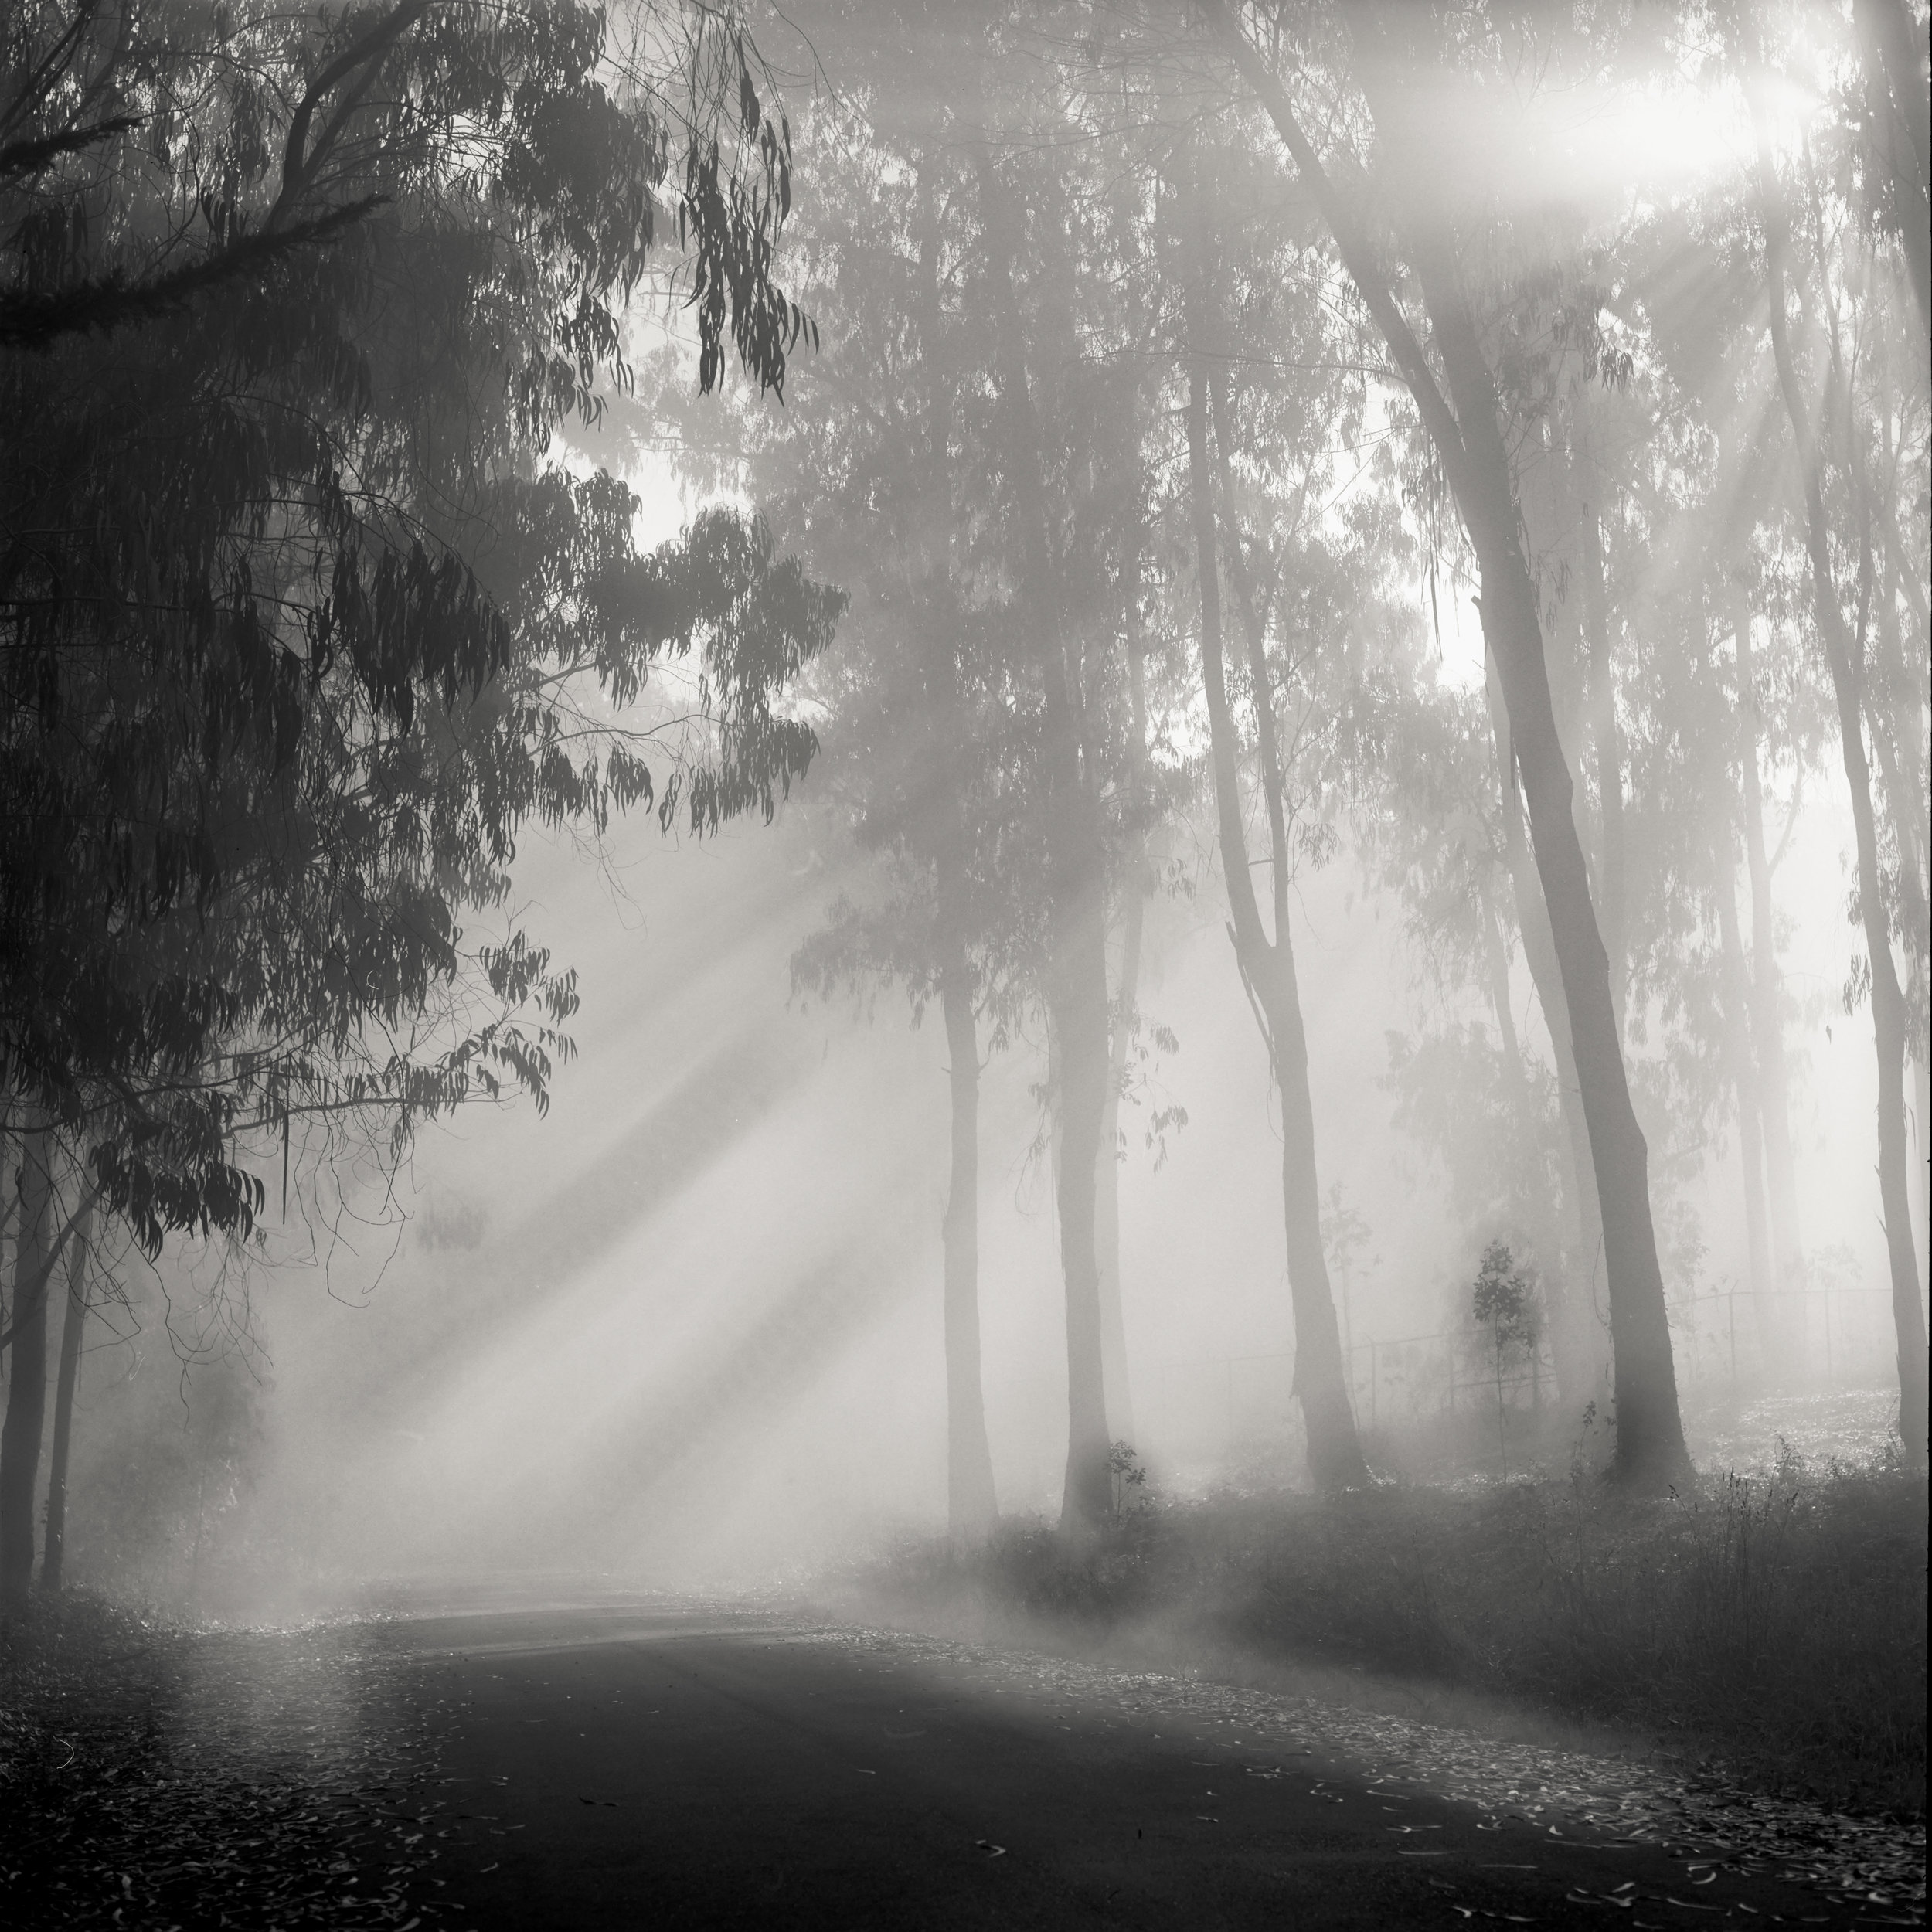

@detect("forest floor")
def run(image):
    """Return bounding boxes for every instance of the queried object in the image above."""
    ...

[0,1592,449,1928]
[838,1414,1927,1826]
[5,1593,1923,1930]
[0,1400,1920,1927]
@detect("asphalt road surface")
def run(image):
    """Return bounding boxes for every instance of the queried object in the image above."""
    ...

[392,1602,1879,1930]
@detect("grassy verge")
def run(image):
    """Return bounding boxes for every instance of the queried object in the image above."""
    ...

[842,1455,1927,1819]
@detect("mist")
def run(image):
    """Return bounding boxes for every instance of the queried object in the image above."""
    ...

[2,2,1926,1927]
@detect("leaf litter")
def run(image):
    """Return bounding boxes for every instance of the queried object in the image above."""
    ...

[794,1621,1925,1923]
[1,1605,451,1930]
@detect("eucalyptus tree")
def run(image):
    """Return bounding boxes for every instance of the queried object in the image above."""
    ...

[716,0,1176,1534]
[1202,0,1693,1486]
[1738,4,1930,1461]
[1631,184,1836,1359]
[0,0,824,1233]
[971,80,1141,1533]
[760,80,1039,1539]
[0,0,842,1600]
[1172,133,1376,1487]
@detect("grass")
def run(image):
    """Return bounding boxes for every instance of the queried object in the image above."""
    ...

[842,1451,1928,1819]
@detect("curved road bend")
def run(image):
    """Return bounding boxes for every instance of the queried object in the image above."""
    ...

[396,1601,1879,1930]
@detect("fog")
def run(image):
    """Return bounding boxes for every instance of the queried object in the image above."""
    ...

[57,761,1913,1605]
[2,7,1927,1920]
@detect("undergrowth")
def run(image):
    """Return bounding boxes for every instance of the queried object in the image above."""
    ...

[845,1454,1927,1819]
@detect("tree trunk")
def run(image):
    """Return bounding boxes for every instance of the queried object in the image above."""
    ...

[1716,862,1776,1366]
[41,1203,91,1593]
[1751,100,1929,1464]
[977,147,1113,1536]
[1210,10,1689,1485]
[1483,659,1607,1411]
[1096,886,1141,1449]
[1185,335,1366,1490]
[1731,595,1804,1365]
[1418,270,1689,1488]
[1095,532,1148,1451]
[1917,1055,1931,1276]
[0,1128,15,1304]
[1865,465,1930,1280]
[1050,901,1115,1534]
[1481,898,1525,1083]
[916,158,1000,1543]
[938,945,999,1541]
[1,1133,54,1607]
[1581,498,1628,1039]
[1259,941,1366,1487]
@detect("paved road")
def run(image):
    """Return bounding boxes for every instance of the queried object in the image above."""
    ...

[386,1604,1872,1930]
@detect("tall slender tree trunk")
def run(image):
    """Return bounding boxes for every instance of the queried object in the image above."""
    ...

[1415,318,1682,1481]
[1096,886,1141,1449]
[1481,899,1525,1083]
[1917,1056,1931,1279]
[0,1127,15,1294]
[41,1203,91,1592]
[1750,97,1929,1464]
[1716,864,1777,1365]
[1184,315,1365,1490]
[1,1132,54,1607]
[1419,273,1689,1486]
[1484,658,1607,1410]
[1731,596,1804,1363]
[915,158,1000,1539]
[1581,498,1628,1039]
[1094,533,1148,1451]
[978,147,1113,1535]
[1212,8,1689,1485]
[938,940,998,1540]
[1260,940,1366,1488]
[1866,467,1931,1273]
[1049,915,1114,1535]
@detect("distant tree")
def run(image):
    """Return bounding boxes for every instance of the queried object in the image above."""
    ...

[707,69,1039,1543]
[1177,138,1369,1490]
[1470,1238,1539,1479]
[39,1195,90,1594]
[1737,7,1928,1464]
[723,1,1176,1539]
